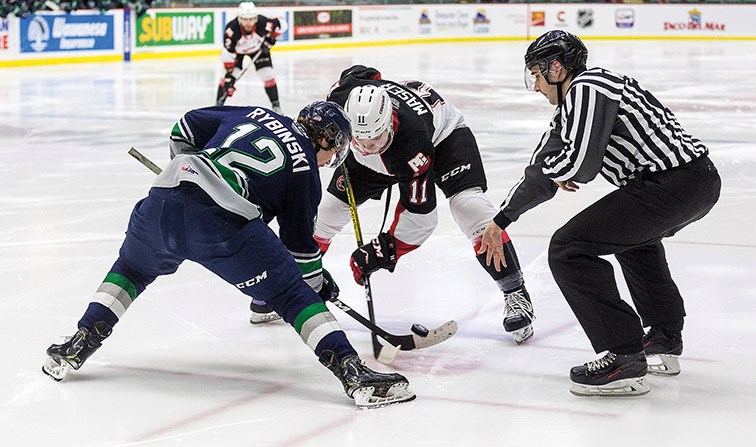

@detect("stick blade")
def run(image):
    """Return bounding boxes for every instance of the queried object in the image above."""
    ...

[409,320,458,350]
[375,341,401,365]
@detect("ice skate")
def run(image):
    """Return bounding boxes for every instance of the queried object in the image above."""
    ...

[503,287,535,344]
[319,351,416,409]
[569,351,650,397]
[271,101,282,114]
[643,327,683,376]
[42,321,112,381]
[249,299,282,324]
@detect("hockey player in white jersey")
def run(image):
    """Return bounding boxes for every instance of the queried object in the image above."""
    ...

[307,65,535,343]
[216,2,285,112]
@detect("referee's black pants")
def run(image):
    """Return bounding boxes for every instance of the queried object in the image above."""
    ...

[548,155,721,354]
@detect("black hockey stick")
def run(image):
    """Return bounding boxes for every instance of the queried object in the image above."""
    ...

[127,148,457,357]
[216,49,264,106]
[341,164,385,360]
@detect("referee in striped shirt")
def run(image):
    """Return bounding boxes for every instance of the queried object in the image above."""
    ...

[478,30,721,396]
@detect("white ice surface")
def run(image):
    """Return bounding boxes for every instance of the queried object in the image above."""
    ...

[1,40,755,446]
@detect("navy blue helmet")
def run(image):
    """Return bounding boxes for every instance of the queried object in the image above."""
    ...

[297,101,352,168]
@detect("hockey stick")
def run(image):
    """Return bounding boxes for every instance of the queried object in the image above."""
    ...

[127,148,457,356]
[341,164,387,361]
[216,48,264,106]
[328,295,458,352]
[128,147,162,174]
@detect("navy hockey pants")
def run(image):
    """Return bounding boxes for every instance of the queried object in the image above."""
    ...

[79,184,355,360]
[548,155,721,354]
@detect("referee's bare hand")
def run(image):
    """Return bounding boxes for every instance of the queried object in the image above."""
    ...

[476,221,508,272]
[556,180,580,192]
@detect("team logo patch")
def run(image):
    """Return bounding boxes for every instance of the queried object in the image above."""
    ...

[181,164,199,175]
[336,174,346,192]
[407,152,430,175]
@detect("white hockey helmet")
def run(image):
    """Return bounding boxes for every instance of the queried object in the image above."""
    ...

[238,2,257,20]
[345,85,394,155]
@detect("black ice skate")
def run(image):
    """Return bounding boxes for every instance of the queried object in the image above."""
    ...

[249,299,282,325]
[569,351,650,397]
[42,321,112,381]
[319,351,416,409]
[643,327,683,376]
[503,286,535,344]
[271,101,282,114]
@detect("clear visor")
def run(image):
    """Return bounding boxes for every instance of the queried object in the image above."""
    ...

[323,143,349,168]
[524,66,537,91]
[352,128,393,156]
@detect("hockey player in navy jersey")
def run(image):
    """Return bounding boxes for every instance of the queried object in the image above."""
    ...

[41,102,415,409]
[216,2,284,112]
[308,65,534,343]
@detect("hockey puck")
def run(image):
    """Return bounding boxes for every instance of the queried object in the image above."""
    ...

[411,324,429,337]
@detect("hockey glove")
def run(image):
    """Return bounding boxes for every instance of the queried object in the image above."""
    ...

[317,269,340,302]
[263,35,276,48]
[349,232,397,285]
[223,74,236,97]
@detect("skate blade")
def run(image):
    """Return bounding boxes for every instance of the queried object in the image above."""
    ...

[647,354,681,376]
[249,312,282,325]
[511,325,534,344]
[353,383,417,409]
[570,377,650,397]
[42,357,71,382]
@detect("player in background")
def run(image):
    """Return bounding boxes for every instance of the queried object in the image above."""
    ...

[282,65,534,344]
[478,30,721,396]
[41,102,415,409]
[216,2,285,113]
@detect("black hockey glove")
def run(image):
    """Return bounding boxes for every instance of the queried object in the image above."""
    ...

[317,269,340,302]
[263,35,276,48]
[349,232,397,285]
[223,74,236,97]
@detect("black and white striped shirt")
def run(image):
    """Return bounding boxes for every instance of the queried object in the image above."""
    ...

[493,67,709,229]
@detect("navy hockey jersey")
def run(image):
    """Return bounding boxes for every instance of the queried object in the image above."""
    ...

[156,106,324,289]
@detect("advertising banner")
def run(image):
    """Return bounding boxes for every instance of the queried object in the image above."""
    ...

[136,11,214,47]
[659,7,727,34]
[20,13,114,53]
[413,5,525,38]
[293,10,352,40]
[355,6,415,38]
[523,5,746,37]
[1,18,9,51]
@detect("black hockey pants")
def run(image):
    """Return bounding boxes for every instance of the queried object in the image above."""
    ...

[548,155,721,354]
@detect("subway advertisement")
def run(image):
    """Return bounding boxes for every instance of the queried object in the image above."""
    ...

[136,10,215,47]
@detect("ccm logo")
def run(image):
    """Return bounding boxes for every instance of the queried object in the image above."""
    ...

[236,271,268,289]
[440,163,471,182]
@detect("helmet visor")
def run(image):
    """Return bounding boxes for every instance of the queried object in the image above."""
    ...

[524,66,537,91]
[352,128,393,156]
[323,142,349,168]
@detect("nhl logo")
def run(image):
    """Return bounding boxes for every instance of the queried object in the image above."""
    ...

[577,9,594,28]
